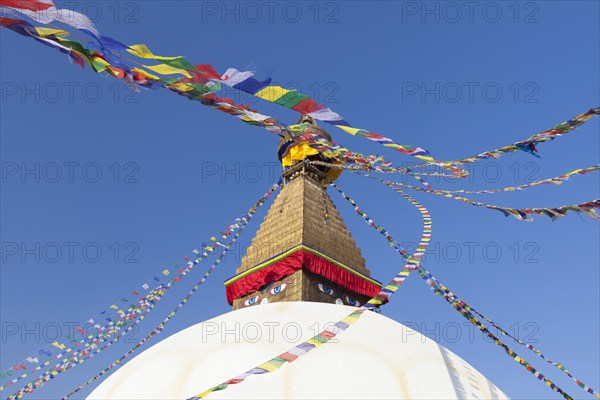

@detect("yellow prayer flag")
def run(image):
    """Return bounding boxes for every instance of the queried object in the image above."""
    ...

[307,337,325,347]
[127,44,180,60]
[91,55,110,70]
[168,82,195,92]
[144,63,192,78]
[257,362,279,372]
[34,27,70,38]
[106,65,126,78]
[255,86,292,102]
[194,389,215,399]
[132,67,161,81]
[336,125,361,135]
[416,154,435,162]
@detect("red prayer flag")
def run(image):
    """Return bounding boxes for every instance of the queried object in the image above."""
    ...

[195,64,222,80]
[0,17,28,27]
[0,0,53,12]
[291,98,323,114]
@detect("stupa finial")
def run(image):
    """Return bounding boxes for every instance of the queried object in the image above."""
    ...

[277,115,341,185]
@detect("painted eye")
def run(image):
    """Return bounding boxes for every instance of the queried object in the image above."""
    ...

[244,295,260,307]
[270,283,288,295]
[345,296,361,307]
[317,283,335,296]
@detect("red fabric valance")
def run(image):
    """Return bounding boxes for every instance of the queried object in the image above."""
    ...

[225,249,381,305]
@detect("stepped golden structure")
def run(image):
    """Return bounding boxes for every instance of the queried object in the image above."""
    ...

[225,117,381,310]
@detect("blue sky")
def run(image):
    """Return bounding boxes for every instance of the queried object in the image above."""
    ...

[1,1,598,399]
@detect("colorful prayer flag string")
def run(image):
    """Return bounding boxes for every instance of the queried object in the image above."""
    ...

[0,230,233,388]
[0,16,421,184]
[312,162,600,195]
[58,182,281,400]
[433,164,600,195]
[384,180,600,221]
[8,10,597,189]
[441,108,600,167]
[415,266,600,399]
[1,211,253,390]
[0,6,469,179]
[5,183,280,400]
[1,284,168,391]
[208,70,439,164]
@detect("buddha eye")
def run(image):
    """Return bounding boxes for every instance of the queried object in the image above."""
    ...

[270,282,288,295]
[244,295,260,307]
[345,296,361,307]
[317,283,335,296]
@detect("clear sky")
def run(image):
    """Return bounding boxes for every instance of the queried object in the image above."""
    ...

[1,1,599,399]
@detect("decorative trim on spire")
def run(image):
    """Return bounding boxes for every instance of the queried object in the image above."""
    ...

[224,244,382,305]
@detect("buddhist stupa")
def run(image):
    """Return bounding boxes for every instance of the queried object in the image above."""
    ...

[88,118,509,400]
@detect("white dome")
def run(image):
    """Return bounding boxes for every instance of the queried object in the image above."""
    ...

[88,302,509,399]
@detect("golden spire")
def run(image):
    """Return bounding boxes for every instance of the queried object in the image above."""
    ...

[225,122,380,310]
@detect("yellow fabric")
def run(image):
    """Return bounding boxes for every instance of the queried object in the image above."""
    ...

[194,388,214,398]
[127,44,179,60]
[281,143,320,167]
[257,362,279,372]
[91,55,110,71]
[132,67,161,80]
[336,125,361,135]
[34,27,69,38]
[281,144,342,182]
[143,63,192,78]
[307,337,325,347]
[167,82,195,92]
[255,86,292,102]
[106,65,125,77]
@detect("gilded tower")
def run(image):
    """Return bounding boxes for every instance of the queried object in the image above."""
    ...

[225,117,381,310]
